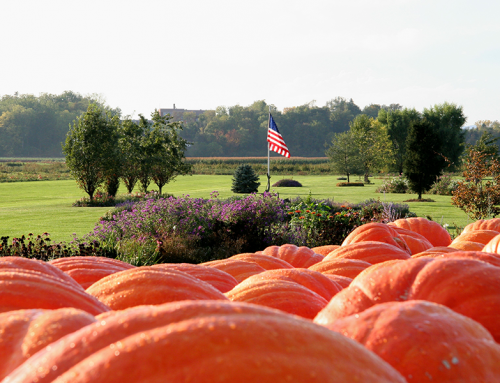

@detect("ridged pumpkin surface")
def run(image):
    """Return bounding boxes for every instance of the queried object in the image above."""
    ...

[3,301,406,383]
[462,218,500,233]
[235,268,342,301]
[341,223,411,253]
[49,256,135,289]
[323,241,411,264]
[311,245,340,256]
[200,259,266,282]
[314,257,500,341]
[412,246,459,257]
[413,251,500,267]
[0,269,109,315]
[387,217,452,246]
[228,253,294,270]
[226,279,329,319]
[388,227,433,255]
[327,300,500,382]
[86,267,228,310]
[322,274,353,289]
[151,263,238,293]
[482,233,500,254]
[448,240,485,252]
[0,308,96,380]
[308,258,372,279]
[0,256,82,290]
[451,229,500,246]
[260,244,324,268]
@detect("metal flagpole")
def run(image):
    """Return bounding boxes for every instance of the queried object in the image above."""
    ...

[266,106,271,192]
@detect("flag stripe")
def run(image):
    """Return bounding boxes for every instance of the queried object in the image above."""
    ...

[267,113,290,158]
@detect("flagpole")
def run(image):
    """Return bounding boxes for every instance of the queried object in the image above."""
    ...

[266,106,271,192]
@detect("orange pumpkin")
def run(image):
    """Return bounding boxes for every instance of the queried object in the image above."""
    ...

[200,259,266,282]
[416,251,500,267]
[151,263,238,293]
[387,217,452,246]
[321,274,353,289]
[314,257,500,341]
[324,241,411,264]
[260,244,324,268]
[234,268,342,301]
[412,246,459,258]
[327,300,500,382]
[0,308,96,380]
[228,253,294,270]
[462,218,500,233]
[0,256,83,289]
[49,256,136,289]
[451,229,500,246]
[310,245,340,256]
[448,240,485,252]
[342,222,411,253]
[388,227,433,255]
[308,258,372,279]
[86,267,227,310]
[4,301,406,383]
[226,279,328,319]
[482,233,500,254]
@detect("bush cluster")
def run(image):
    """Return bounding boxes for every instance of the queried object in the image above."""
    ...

[272,179,303,187]
[337,182,364,187]
[376,175,410,193]
[428,174,459,196]
[72,193,416,265]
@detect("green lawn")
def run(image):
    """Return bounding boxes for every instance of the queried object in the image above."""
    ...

[0,175,471,243]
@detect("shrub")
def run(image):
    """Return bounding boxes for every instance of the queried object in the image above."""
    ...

[376,175,409,194]
[231,164,260,193]
[428,174,459,195]
[272,179,303,187]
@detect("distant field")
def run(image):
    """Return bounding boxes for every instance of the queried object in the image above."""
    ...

[0,175,471,244]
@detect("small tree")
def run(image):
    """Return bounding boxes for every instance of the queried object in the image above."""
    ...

[231,164,260,193]
[452,148,500,219]
[325,130,361,182]
[119,118,145,193]
[404,119,446,200]
[62,103,120,201]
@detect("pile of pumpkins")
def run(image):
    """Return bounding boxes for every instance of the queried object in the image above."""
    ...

[1,217,500,382]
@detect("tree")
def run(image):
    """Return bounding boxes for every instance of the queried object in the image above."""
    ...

[325,130,360,182]
[119,118,144,194]
[231,164,260,193]
[149,111,192,195]
[404,119,446,200]
[350,114,393,183]
[379,108,421,174]
[62,103,120,201]
[423,102,467,170]
[452,148,500,220]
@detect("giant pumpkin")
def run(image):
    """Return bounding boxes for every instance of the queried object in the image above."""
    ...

[3,301,406,383]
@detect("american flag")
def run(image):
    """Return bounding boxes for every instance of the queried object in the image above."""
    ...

[267,113,290,158]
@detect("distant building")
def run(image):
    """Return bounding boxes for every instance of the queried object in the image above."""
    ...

[158,104,208,121]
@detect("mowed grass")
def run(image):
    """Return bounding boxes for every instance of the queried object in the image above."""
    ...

[0,175,472,243]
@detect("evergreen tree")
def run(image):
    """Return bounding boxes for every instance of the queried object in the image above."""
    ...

[404,119,446,200]
[231,164,261,193]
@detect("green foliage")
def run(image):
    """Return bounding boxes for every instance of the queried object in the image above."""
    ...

[376,175,410,194]
[231,164,260,193]
[428,174,459,196]
[422,102,466,170]
[404,119,447,200]
[0,92,120,157]
[349,114,393,182]
[325,130,360,182]
[62,103,120,201]
[336,182,364,187]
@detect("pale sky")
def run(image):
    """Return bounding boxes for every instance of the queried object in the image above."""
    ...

[1,0,499,125]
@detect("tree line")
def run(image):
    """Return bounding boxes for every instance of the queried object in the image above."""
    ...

[63,104,191,201]
[326,104,467,199]
[1,92,499,159]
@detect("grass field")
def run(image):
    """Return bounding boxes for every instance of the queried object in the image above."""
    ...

[0,175,472,244]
